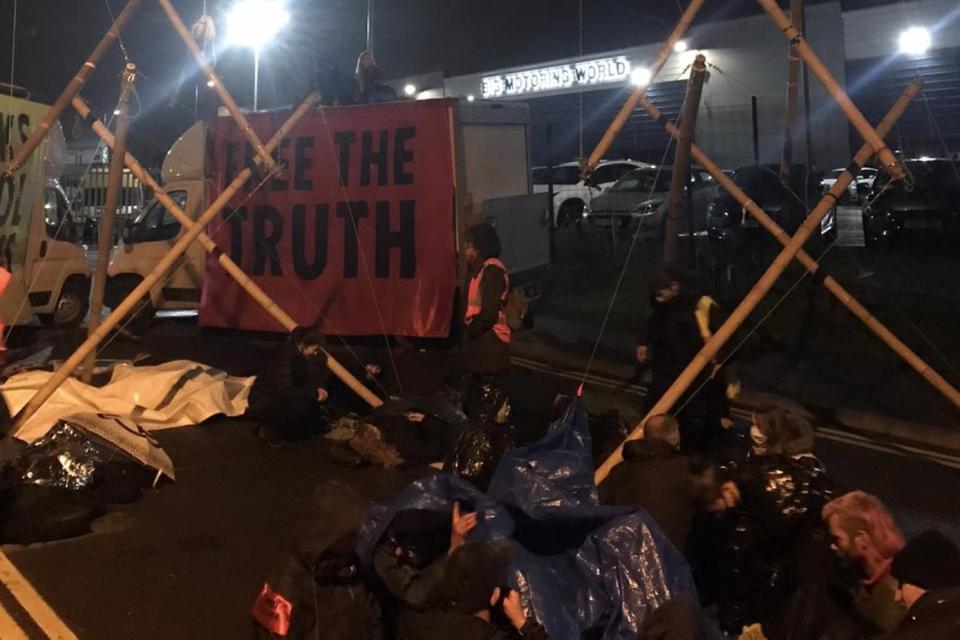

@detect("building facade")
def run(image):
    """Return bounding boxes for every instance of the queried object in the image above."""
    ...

[400,0,960,172]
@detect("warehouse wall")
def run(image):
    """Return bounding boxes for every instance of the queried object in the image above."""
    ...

[443,2,851,171]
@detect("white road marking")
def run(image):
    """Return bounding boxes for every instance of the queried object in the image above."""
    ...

[0,600,28,640]
[0,550,78,640]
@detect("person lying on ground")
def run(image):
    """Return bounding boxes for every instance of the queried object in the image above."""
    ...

[885,529,960,639]
[373,502,477,638]
[410,541,550,640]
[248,327,330,446]
[599,414,736,553]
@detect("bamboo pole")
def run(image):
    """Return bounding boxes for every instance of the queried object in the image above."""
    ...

[155,0,280,176]
[594,89,920,486]
[757,0,904,179]
[633,85,960,415]
[664,54,706,266]
[780,0,804,177]
[2,0,142,177]
[81,63,137,383]
[70,95,383,409]
[9,95,319,436]
[583,0,705,176]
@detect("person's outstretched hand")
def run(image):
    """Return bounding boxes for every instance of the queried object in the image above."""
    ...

[503,590,527,630]
[450,501,477,553]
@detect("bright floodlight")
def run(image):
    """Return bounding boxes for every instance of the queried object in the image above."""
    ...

[467,94,475,102]
[673,40,689,53]
[630,67,652,87]
[899,26,932,55]
[404,84,417,97]
[228,0,290,51]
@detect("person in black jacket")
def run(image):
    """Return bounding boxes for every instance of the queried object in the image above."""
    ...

[248,328,331,445]
[373,502,478,640]
[636,269,730,453]
[885,529,960,640]
[252,481,383,640]
[411,541,550,640]
[599,414,731,552]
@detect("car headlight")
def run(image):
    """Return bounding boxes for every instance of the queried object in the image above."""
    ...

[707,202,727,218]
[633,201,659,216]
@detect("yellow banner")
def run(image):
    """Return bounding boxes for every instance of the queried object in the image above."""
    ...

[0,95,51,324]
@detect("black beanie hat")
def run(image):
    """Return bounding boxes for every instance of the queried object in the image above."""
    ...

[443,541,513,614]
[891,530,960,590]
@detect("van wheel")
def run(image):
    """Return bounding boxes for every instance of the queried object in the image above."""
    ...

[40,279,89,329]
[110,278,155,332]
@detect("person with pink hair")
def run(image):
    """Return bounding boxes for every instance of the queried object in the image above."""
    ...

[822,490,907,634]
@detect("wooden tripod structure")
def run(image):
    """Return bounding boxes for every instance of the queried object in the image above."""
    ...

[591,3,956,484]
[8,0,384,438]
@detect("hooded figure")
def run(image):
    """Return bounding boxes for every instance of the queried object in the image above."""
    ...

[252,482,382,639]
[636,268,729,452]
[445,384,516,491]
[710,409,836,634]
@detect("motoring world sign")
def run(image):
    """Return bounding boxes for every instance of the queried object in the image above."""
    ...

[481,56,632,98]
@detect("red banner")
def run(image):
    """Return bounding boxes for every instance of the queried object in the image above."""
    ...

[199,100,457,336]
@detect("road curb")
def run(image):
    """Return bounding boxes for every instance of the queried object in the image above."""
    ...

[512,333,960,458]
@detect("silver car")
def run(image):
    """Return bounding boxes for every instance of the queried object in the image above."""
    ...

[584,166,720,236]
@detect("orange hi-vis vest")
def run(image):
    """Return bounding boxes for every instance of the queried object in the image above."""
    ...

[465,258,511,344]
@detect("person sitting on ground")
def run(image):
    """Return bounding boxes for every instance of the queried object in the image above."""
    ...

[599,414,735,553]
[252,481,383,640]
[445,383,515,491]
[248,327,331,446]
[705,408,835,634]
[885,529,960,639]
[420,541,550,640]
[822,490,906,635]
[373,502,477,639]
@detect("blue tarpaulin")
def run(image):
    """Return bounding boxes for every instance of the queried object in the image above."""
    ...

[357,400,702,640]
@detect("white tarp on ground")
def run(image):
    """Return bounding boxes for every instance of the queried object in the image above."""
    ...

[1,360,255,443]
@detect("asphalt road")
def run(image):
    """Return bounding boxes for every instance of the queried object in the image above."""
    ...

[1,320,958,639]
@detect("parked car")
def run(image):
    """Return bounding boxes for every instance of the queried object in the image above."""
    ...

[583,166,720,236]
[820,166,878,203]
[532,159,653,226]
[862,158,960,246]
[707,164,835,246]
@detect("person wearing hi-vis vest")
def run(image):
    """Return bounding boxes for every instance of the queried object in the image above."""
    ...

[460,223,511,411]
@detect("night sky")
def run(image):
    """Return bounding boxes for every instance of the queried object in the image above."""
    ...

[0,0,905,164]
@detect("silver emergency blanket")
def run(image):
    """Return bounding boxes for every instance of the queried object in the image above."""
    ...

[2,360,255,443]
[7,418,173,491]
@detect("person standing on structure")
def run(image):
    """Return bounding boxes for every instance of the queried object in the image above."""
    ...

[460,223,511,412]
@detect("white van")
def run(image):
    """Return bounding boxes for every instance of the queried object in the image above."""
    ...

[105,122,208,324]
[0,91,91,329]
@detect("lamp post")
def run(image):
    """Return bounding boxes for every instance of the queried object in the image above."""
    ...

[367,0,374,54]
[227,0,290,111]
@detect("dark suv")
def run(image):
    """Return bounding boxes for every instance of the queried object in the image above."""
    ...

[706,164,834,246]
[862,158,960,246]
